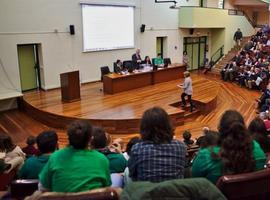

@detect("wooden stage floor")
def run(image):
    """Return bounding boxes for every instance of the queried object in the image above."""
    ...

[0,73,261,148]
[22,74,219,133]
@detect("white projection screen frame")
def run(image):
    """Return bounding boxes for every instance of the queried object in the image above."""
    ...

[81,4,135,52]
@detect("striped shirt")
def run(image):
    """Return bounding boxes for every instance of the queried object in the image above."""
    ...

[128,140,186,182]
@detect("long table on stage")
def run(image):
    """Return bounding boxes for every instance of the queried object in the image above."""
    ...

[103,63,186,94]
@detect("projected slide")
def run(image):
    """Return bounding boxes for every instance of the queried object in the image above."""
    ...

[82,4,134,52]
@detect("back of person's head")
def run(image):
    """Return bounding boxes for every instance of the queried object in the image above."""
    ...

[26,136,36,146]
[183,131,192,141]
[67,120,92,149]
[218,110,254,174]
[91,126,108,149]
[126,137,141,156]
[36,131,58,154]
[199,131,219,148]
[248,117,270,152]
[218,110,245,138]
[248,117,267,135]
[184,71,190,77]
[0,134,15,152]
[140,107,174,144]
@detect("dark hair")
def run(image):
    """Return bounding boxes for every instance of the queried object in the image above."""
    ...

[248,117,270,153]
[218,110,245,141]
[36,131,58,154]
[0,134,16,152]
[26,136,36,146]
[67,120,92,149]
[218,110,255,174]
[140,107,174,144]
[126,137,141,156]
[199,131,219,148]
[91,126,108,149]
[183,51,187,55]
[183,131,192,140]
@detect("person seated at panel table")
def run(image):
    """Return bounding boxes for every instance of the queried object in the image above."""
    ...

[132,49,142,69]
[153,53,164,67]
[114,59,124,74]
[143,56,152,66]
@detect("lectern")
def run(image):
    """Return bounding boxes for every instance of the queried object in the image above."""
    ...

[60,71,80,102]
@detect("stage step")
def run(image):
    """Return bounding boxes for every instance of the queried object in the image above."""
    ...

[169,101,200,119]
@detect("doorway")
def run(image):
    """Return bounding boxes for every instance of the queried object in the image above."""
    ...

[17,44,41,92]
[156,37,167,58]
[184,37,207,71]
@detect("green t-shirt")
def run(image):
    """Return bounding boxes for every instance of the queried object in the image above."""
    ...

[19,155,49,179]
[153,58,164,66]
[106,153,127,173]
[39,147,111,192]
[191,140,266,183]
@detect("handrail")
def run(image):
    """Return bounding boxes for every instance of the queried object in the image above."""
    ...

[243,11,256,28]
[211,45,224,66]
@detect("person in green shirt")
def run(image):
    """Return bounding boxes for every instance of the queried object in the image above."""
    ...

[192,110,266,184]
[39,121,111,192]
[90,127,127,173]
[153,53,164,67]
[19,130,58,179]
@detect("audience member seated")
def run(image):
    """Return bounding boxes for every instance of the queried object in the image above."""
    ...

[182,130,194,147]
[259,111,270,131]
[192,110,266,184]
[221,26,270,93]
[123,137,141,161]
[0,134,25,171]
[22,136,40,158]
[248,117,270,153]
[0,155,11,173]
[128,107,186,182]
[220,61,233,81]
[122,137,141,185]
[197,131,219,149]
[19,130,58,179]
[91,127,127,174]
[39,120,111,192]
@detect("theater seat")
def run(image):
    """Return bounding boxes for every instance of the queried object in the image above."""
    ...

[34,188,119,200]
[0,169,17,191]
[216,168,270,200]
[11,179,39,199]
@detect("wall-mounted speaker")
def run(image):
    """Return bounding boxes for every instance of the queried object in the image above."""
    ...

[140,24,146,33]
[69,25,75,35]
[189,28,194,35]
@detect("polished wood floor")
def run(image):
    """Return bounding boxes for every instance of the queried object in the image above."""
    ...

[0,72,260,148]
[23,74,218,120]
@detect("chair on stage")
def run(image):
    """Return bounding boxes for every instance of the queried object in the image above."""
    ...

[216,168,270,200]
[100,66,111,81]
[163,58,171,67]
[123,60,133,72]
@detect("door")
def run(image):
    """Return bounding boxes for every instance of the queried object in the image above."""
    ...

[17,44,40,91]
[184,36,207,70]
[156,37,163,57]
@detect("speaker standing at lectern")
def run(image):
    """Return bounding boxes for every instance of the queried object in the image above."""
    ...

[132,49,142,69]
[178,71,194,112]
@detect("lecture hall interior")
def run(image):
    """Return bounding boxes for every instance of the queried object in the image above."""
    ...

[1,0,270,199]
